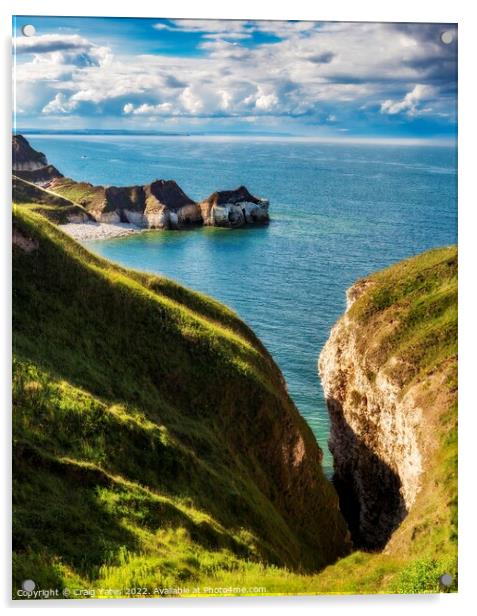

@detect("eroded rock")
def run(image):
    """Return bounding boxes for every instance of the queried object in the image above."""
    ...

[319,282,423,549]
[199,186,270,227]
[13,136,270,231]
[12,135,63,182]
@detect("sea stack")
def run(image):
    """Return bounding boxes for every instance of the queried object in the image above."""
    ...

[199,186,270,227]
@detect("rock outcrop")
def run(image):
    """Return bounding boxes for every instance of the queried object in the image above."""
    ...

[319,286,417,549]
[199,186,270,227]
[47,177,203,228]
[12,134,63,183]
[12,135,269,230]
[319,247,457,550]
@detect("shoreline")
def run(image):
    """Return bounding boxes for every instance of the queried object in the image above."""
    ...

[59,222,145,241]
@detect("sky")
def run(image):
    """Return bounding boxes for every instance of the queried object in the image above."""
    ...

[12,16,458,140]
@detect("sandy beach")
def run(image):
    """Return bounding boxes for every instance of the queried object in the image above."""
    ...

[59,222,145,241]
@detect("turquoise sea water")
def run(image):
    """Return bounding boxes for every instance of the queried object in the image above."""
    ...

[27,135,457,473]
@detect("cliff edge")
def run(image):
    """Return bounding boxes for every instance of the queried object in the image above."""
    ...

[319,247,457,557]
[12,134,63,184]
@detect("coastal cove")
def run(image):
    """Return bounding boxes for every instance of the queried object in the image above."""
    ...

[27,134,457,472]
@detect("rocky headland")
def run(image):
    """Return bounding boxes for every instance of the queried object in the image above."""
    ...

[12,134,269,234]
[12,134,63,184]
[319,247,457,553]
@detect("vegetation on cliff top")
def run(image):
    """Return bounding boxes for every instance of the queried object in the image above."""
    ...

[219,246,457,595]
[349,245,457,389]
[12,176,90,224]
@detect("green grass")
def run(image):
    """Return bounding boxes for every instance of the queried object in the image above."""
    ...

[46,177,104,208]
[12,206,350,599]
[349,246,457,387]
[316,246,458,593]
[12,200,457,598]
[12,176,90,223]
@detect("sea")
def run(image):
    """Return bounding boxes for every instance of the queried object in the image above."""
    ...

[25,134,458,474]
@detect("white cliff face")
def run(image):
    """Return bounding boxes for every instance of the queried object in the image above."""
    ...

[200,199,269,227]
[176,203,203,226]
[123,209,147,227]
[244,200,270,224]
[13,160,47,172]
[65,211,90,223]
[145,209,168,229]
[12,136,58,179]
[319,283,423,549]
[14,137,272,232]
[86,203,204,229]
[212,204,244,227]
[97,211,121,224]
[141,197,202,229]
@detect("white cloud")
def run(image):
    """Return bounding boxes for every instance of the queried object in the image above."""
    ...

[42,92,78,114]
[153,18,320,41]
[203,32,250,41]
[380,84,435,116]
[16,23,456,126]
[180,87,205,114]
[253,20,319,38]
[154,19,252,35]
[218,90,233,110]
[15,33,91,54]
[123,102,174,115]
[255,93,278,111]
[15,33,112,68]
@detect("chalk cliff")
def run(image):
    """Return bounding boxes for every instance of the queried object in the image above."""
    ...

[12,135,63,183]
[46,177,203,228]
[319,247,457,550]
[12,135,269,230]
[199,186,270,227]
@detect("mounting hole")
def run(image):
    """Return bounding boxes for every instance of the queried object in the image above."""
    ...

[21,24,36,37]
[22,579,36,592]
[439,573,453,587]
[440,31,453,45]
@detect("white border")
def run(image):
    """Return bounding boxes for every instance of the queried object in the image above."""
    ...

[2,1,476,615]
[0,0,465,23]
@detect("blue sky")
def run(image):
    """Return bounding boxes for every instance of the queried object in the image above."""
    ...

[13,16,457,140]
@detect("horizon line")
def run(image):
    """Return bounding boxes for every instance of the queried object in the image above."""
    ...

[14,129,456,147]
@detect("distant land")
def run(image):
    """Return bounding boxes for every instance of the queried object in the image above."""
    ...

[14,129,455,145]
[16,128,295,138]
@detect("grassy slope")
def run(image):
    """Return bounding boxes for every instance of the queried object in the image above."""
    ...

[12,206,350,598]
[48,177,105,210]
[12,176,90,224]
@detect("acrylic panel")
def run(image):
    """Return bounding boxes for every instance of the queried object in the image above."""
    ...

[12,15,457,600]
